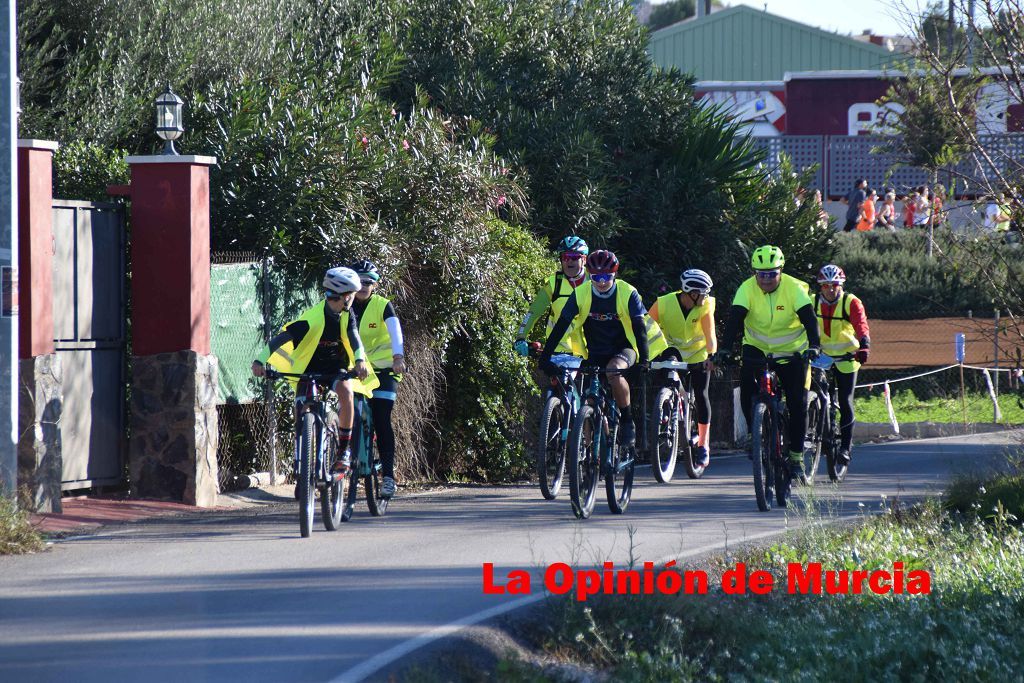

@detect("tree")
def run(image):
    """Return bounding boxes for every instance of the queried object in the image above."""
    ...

[647,0,695,31]
[877,60,980,256]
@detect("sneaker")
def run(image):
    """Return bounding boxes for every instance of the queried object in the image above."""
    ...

[788,452,805,481]
[381,476,397,499]
[695,446,710,469]
[330,449,352,481]
[836,448,851,466]
[619,420,636,446]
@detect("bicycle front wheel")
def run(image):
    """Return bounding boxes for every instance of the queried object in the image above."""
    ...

[648,387,678,483]
[321,413,345,531]
[750,401,774,512]
[298,412,317,537]
[802,391,824,485]
[538,395,567,499]
[605,419,634,514]
[826,404,849,483]
[681,390,705,480]
[568,404,600,519]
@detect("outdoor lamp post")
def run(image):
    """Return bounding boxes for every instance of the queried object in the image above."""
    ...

[155,84,184,155]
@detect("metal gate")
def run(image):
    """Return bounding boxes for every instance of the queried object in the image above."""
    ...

[52,200,126,490]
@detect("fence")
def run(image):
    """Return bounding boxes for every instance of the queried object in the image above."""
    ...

[750,133,1024,199]
[210,254,321,489]
[850,311,1023,432]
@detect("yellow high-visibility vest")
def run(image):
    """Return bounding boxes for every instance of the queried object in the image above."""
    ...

[732,274,812,355]
[571,280,668,359]
[655,292,715,363]
[265,302,378,397]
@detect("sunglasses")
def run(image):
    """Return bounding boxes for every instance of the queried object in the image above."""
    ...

[590,272,615,283]
[359,280,375,287]
[325,292,344,301]
[560,252,584,262]
[755,270,781,280]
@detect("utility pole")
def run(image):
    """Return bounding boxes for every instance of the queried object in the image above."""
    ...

[0,0,17,497]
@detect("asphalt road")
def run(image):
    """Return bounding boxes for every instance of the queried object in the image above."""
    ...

[0,430,1020,682]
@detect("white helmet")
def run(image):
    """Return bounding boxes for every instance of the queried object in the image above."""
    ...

[816,264,847,285]
[323,266,361,295]
[680,269,713,294]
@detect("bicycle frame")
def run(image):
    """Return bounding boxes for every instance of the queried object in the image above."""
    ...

[579,365,632,474]
[548,354,583,431]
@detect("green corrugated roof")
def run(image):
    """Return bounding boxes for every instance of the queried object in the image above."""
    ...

[648,5,903,81]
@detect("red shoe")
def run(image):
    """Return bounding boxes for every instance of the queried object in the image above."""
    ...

[330,450,352,481]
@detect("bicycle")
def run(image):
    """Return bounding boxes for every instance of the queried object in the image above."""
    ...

[567,365,638,519]
[264,368,352,537]
[741,352,808,512]
[806,353,857,483]
[342,388,390,521]
[532,345,583,500]
[646,359,705,482]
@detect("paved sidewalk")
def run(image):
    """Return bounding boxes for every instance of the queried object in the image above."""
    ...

[29,485,294,536]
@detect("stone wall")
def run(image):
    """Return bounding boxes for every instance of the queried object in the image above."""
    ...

[129,351,219,507]
[17,354,63,513]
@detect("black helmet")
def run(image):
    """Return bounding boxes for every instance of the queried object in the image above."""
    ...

[349,259,380,282]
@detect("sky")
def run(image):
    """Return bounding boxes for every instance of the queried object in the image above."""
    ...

[662,0,937,38]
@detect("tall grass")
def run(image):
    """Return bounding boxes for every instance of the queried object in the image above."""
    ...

[0,496,44,555]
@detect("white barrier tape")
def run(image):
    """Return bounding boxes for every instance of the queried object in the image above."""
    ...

[962,364,1016,373]
[884,381,899,435]
[855,364,959,390]
[982,369,1003,421]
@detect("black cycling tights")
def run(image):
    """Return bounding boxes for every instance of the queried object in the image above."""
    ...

[370,397,396,479]
[835,369,857,452]
[740,346,807,455]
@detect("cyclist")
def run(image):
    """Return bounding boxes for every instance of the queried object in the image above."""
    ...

[538,250,667,445]
[251,266,372,480]
[814,264,870,466]
[514,235,590,357]
[715,245,821,477]
[349,259,406,499]
[649,269,717,469]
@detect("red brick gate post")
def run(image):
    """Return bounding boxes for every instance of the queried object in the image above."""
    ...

[122,154,219,506]
[16,139,62,513]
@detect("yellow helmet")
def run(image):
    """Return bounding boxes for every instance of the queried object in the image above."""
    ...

[751,245,785,270]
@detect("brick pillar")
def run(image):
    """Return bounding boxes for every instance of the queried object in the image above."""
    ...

[125,155,219,507]
[16,140,62,513]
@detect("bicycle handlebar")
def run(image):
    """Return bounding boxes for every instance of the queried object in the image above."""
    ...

[650,360,690,371]
[264,368,358,383]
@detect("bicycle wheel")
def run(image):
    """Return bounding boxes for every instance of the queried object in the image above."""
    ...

[681,390,705,480]
[360,410,388,516]
[605,418,634,514]
[537,395,567,499]
[342,466,358,522]
[802,392,824,485]
[750,401,773,512]
[826,404,848,483]
[648,387,679,483]
[321,413,345,531]
[568,404,600,519]
[297,412,317,537]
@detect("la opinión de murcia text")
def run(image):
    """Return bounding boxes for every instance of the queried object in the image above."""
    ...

[483,562,932,601]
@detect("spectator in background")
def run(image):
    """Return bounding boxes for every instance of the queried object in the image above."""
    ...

[985,192,1012,233]
[914,185,931,227]
[811,189,831,229]
[843,178,867,232]
[876,192,897,230]
[856,188,878,231]
[903,192,918,227]
[932,183,946,226]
